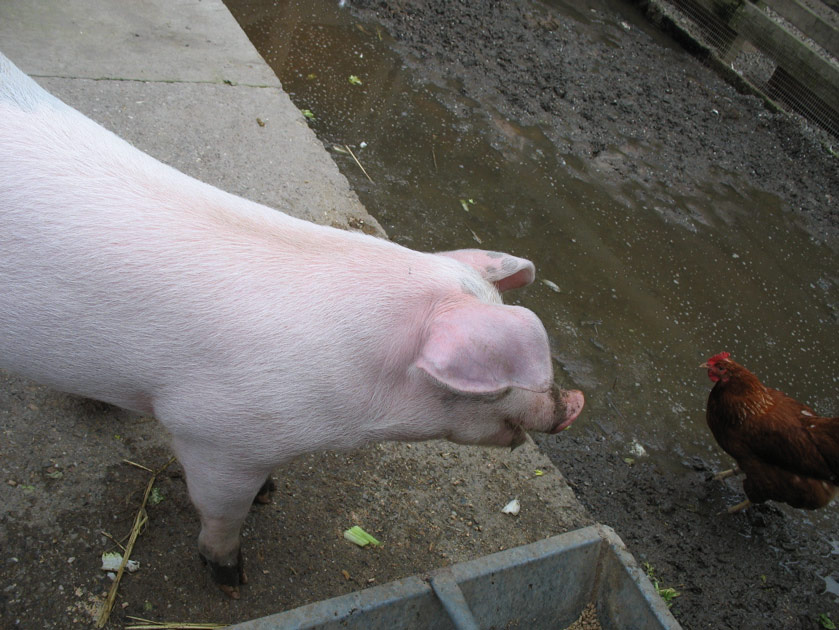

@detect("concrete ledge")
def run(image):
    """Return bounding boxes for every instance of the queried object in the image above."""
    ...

[0,0,382,231]
[0,0,276,84]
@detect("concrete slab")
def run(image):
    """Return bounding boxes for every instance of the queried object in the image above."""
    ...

[0,0,379,230]
[0,0,276,84]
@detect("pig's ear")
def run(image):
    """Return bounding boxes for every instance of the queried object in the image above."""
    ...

[416,304,552,395]
[436,249,535,292]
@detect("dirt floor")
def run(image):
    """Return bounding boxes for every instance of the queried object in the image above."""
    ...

[0,366,591,629]
[340,1,839,629]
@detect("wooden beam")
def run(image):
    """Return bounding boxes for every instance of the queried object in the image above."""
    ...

[730,1,839,110]
[761,0,839,59]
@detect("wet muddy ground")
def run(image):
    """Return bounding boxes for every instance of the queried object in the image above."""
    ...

[335,1,839,629]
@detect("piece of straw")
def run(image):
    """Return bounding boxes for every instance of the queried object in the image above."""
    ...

[344,144,374,184]
[124,617,226,629]
[96,457,175,628]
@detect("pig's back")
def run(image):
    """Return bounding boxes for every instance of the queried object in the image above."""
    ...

[0,91,471,416]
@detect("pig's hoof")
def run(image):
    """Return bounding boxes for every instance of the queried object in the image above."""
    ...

[219,584,240,599]
[201,549,247,596]
[253,478,276,505]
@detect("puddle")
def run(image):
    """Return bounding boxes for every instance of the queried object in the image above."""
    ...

[225,0,839,524]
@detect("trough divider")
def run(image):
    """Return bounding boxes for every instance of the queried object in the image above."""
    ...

[428,571,481,630]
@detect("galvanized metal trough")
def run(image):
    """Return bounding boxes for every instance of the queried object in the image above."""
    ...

[230,524,682,630]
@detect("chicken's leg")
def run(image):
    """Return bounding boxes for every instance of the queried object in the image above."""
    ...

[713,466,740,481]
[726,499,752,513]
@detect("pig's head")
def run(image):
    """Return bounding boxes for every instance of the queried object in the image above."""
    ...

[413,301,583,448]
[408,249,584,448]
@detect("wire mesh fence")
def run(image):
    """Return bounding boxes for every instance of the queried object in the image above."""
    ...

[650,0,839,137]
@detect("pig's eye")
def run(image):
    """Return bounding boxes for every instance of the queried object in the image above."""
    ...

[478,387,512,402]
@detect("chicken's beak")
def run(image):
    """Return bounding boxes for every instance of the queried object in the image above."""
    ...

[700,362,710,369]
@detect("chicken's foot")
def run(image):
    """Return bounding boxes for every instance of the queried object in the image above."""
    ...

[713,467,740,481]
[726,499,752,513]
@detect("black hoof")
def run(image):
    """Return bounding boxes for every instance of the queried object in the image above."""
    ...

[200,548,246,593]
[254,477,276,505]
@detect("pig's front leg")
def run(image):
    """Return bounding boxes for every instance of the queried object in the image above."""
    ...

[197,513,249,598]
[172,437,269,598]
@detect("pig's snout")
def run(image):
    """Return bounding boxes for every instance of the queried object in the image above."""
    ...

[551,387,584,433]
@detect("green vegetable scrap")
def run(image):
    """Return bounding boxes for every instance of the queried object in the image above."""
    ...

[348,75,363,86]
[459,198,475,212]
[656,587,680,605]
[301,109,315,120]
[149,487,164,506]
[820,613,836,629]
[343,525,381,547]
[642,562,681,607]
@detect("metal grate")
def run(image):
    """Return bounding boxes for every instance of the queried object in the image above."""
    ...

[650,0,839,137]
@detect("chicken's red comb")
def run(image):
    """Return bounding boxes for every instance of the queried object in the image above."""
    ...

[706,351,731,365]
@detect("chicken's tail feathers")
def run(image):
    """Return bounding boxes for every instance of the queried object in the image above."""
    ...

[807,416,839,480]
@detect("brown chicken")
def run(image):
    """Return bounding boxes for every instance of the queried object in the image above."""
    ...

[702,352,839,513]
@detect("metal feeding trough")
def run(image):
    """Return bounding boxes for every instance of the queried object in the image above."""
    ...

[230,524,682,630]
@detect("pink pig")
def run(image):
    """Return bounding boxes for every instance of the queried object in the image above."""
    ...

[0,53,583,596]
